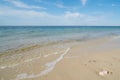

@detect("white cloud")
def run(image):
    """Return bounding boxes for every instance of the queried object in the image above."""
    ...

[81,0,87,6]
[0,6,106,26]
[4,0,46,9]
[56,4,69,9]
[55,4,78,10]
[64,12,84,18]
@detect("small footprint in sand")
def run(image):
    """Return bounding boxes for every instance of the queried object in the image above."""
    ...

[88,60,96,63]
[84,60,96,66]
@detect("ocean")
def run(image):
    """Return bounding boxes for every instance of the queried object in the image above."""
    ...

[0,26,120,52]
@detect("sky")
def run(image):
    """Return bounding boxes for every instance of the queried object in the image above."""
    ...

[0,0,120,26]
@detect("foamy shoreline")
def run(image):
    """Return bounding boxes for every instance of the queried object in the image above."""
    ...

[0,37,120,80]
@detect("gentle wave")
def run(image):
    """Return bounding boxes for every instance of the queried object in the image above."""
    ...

[0,26,120,52]
[15,48,70,80]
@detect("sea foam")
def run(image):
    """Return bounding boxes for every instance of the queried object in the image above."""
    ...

[15,48,70,80]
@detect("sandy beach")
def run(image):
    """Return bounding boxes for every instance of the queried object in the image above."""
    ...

[0,36,120,80]
[0,0,120,79]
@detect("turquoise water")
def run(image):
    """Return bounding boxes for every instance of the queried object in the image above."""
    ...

[0,26,120,52]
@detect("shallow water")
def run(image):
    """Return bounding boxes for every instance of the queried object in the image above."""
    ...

[0,26,120,52]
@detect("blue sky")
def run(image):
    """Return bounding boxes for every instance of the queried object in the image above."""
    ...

[0,0,120,26]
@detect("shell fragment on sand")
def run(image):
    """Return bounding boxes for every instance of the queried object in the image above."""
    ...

[99,70,109,76]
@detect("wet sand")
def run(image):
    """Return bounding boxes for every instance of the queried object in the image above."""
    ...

[0,37,120,80]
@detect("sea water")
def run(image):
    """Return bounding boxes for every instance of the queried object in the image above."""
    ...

[0,26,120,52]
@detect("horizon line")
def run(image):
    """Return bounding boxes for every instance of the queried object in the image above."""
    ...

[0,25,120,27]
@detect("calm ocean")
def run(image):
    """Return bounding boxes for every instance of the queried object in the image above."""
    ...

[0,26,120,52]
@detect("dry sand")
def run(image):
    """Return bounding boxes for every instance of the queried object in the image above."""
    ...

[0,37,120,80]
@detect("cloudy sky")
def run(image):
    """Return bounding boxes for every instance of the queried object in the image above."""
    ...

[0,0,120,26]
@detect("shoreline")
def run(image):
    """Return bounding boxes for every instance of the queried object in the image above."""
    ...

[0,34,114,55]
[0,36,120,80]
[0,39,78,56]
